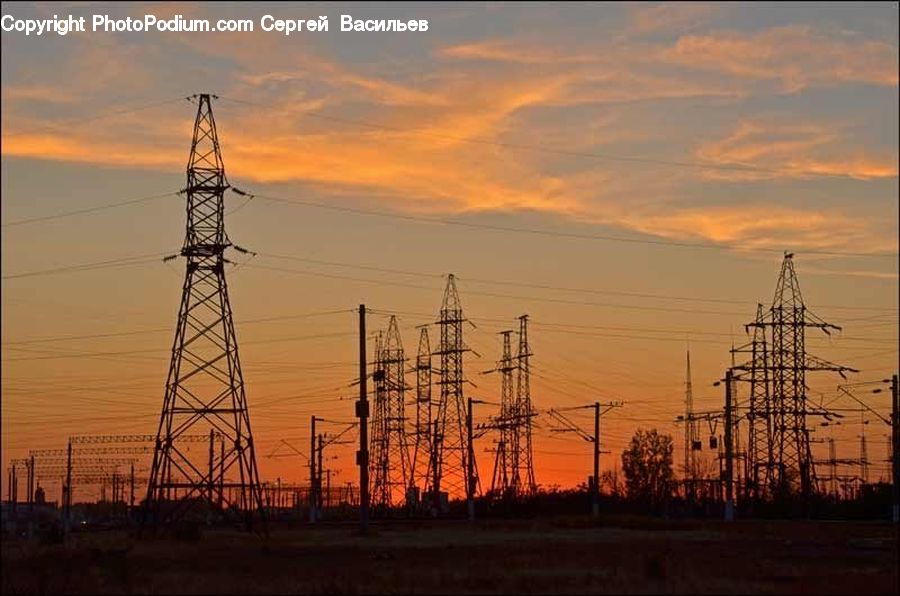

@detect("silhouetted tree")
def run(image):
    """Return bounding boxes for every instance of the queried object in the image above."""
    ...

[621,428,674,506]
[600,466,623,497]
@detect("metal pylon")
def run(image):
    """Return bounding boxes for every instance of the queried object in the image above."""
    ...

[144,94,264,532]
[430,274,470,504]
[370,317,411,509]
[740,253,856,503]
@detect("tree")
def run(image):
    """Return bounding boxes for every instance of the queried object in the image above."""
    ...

[621,428,674,506]
[599,466,623,498]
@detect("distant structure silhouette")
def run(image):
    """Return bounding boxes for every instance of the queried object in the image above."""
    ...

[489,316,537,499]
[735,253,856,504]
[409,326,433,503]
[426,274,472,512]
[370,316,411,509]
[144,94,264,531]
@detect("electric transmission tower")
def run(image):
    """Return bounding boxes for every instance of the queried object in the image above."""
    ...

[429,274,471,508]
[144,94,264,531]
[740,253,856,503]
[410,325,433,497]
[370,331,388,507]
[486,316,537,499]
[369,317,411,509]
[489,330,516,497]
[683,350,700,487]
[515,315,537,495]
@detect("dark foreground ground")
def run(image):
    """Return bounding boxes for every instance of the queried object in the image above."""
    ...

[2,516,897,594]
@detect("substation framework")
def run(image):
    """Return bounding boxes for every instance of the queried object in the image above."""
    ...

[731,253,857,504]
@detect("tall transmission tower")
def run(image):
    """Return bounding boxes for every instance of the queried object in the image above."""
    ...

[370,317,411,508]
[683,350,699,484]
[410,326,433,496]
[144,94,264,530]
[741,253,856,502]
[515,315,537,494]
[369,331,388,507]
[731,304,772,501]
[430,274,470,506]
[486,316,537,498]
[489,330,517,497]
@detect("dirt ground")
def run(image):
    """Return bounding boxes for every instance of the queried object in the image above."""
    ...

[2,516,897,594]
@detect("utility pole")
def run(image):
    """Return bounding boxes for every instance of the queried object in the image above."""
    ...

[10,463,17,515]
[593,402,601,518]
[310,415,318,523]
[467,397,475,521]
[130,463,135,515]
[28,454,35,510]
[548,402,622,518]
[64,440,72,535]
[208,429,215,508]
[357,304,370,534]
[724,369,735,521]
[892,373,898,523]
[317,433,324,521]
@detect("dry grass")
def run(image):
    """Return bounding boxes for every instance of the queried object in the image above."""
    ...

[2,517,897,594]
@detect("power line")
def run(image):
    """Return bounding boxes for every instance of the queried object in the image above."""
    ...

[217,95,876,182]
[246,191,896,260]
[7,96,187,137]
[1,308,353,346]
[1,253,167,280]
[257,251,896,312]
[2,191,179,228]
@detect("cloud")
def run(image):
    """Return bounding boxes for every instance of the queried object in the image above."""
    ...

[662,26,899,92]
[437,40,596,65]
[2,14,896,258]
[628,3,721,35]
[618,203,892,255]
[1,85,80,104]
[696,120,898,180]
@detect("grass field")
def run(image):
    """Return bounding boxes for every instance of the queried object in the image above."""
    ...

[2,516,897,594]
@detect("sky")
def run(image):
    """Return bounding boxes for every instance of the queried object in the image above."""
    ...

[1,2,898,501]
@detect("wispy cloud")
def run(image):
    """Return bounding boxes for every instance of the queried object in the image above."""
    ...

[628,3,721,35]
[662,25,899,92]
[1,11,896,258]
[618,203,892,255]
[696,119,898,180]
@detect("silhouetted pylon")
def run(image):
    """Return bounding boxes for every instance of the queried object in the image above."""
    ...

[740,253,856,503]
[370,317,411,509]
[144,94,264,532]
[410,325,433,496]
[428,274,471,509]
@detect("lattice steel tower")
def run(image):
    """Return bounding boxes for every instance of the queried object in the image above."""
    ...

[744,253,855,501]
[370,331,388,507]
[515,315,537,494]
[490,330,517,496]
[411,326,433,495]
[144,94,264,530]
[740,304,772,500]
[683,350,699,483]
[430,274,470,503]
[370,317,411,508]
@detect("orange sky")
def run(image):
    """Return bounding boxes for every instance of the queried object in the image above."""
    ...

[1,2,897,502]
